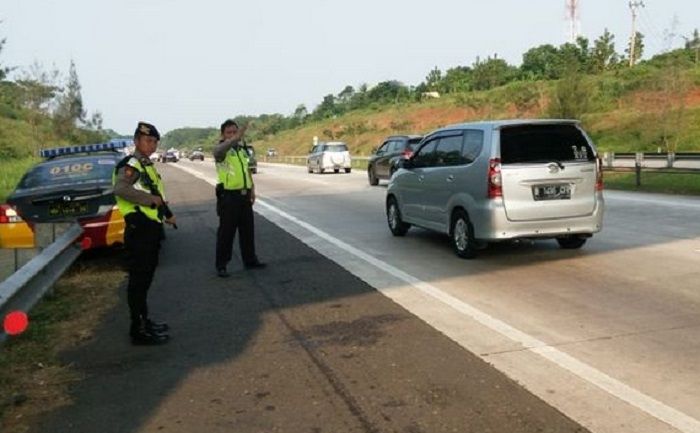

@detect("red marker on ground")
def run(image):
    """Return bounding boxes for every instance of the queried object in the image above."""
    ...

[4,311,29,336]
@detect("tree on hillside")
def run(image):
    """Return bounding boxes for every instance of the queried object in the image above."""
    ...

[0,24,11,81]
[548,63,594,119]
[425,66,442,91]
[366,80,410,104]
[441,66,472,93]
[293,104,308,121]
[685,29,700,65]
[337,85,355,104]
[471,55,518,91]
[15,63,62,152]
[521,44,561,80]
[591,29,619,72]
[624,32,645,66]
[54,60,86,135]
[314,94,338,119]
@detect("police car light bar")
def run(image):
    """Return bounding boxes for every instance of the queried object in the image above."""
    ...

[40,140,132,159]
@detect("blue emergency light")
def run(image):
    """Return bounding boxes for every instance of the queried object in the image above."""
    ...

[40,140,132,159]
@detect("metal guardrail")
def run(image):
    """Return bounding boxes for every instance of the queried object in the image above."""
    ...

[602,152,700,187]
[0,224,83,343]
[262,155,371,170]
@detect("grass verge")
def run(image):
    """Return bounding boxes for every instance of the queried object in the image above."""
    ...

[604,171,700,196]
[0,251,125,433]
[0,158,38,203]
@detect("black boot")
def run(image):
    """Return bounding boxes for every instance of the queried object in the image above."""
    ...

[130,320,169,346]
[146,319,169,333]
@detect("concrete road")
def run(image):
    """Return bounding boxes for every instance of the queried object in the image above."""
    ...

[24,162,590,433]
[170,160,700,433]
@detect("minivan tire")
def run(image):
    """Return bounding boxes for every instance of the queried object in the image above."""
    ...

[334,168,340,173]
[450,209,477,259]
[345,168,351,174]
[368,168,379,185]
[387,196,410,236]
[556,235,587,249]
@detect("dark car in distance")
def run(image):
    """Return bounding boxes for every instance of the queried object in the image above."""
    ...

[189,149,205,161]
[367,135,423,185]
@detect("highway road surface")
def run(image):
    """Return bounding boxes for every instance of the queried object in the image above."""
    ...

[21,159,700,433]
[173,160,700,433]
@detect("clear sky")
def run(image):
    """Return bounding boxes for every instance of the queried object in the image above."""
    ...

[2,0,698,134]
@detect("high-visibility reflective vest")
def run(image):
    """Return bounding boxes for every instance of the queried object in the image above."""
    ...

[112,157,166,223]
[216,147,252,190]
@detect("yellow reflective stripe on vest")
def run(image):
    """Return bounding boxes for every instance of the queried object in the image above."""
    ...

[216,148,252,190]
[112,157,164,223]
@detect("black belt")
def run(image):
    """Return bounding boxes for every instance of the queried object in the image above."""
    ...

[222,188,250,195]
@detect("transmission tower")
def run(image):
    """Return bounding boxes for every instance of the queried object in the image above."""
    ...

[628,1,645,67]
[565,0,581,43]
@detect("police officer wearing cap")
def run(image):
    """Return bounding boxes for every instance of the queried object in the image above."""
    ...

[113,122,176,345]
[213,119,265,277]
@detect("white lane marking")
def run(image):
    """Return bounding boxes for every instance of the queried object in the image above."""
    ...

[171,162,700,433]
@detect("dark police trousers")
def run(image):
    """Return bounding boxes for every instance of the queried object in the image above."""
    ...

[124,212,162,333]
[215,189,257,270]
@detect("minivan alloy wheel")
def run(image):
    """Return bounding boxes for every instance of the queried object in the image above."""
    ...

[454,219,469,251]
[450,209,477,259]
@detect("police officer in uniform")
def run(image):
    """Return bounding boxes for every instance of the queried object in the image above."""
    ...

[214,119,265,277]
[113,122,176,345]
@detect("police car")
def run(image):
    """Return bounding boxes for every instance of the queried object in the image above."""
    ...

[0,141,129,249]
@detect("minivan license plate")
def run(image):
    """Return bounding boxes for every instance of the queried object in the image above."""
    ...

[533,184,571,201]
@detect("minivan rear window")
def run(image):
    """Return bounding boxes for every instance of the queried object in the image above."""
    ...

[500,124,595,164]
[324,144,348,152]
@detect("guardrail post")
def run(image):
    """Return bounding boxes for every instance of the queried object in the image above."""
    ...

[667,152,675,168]
[605,152,614,168]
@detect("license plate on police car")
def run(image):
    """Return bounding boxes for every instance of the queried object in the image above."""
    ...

[533,184,571,201]
[48,202,89,217]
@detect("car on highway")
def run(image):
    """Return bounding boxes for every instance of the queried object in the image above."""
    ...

[386,120,604,258]
[150,151,161,162]
[160,149,179,163]
[368,135,423,185]
[244,144,258,174]
[189,148,205,161]
[0,141,128,250]
[266,148,277,157]
[307,142,352,174]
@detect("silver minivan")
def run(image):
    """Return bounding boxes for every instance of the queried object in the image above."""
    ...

[307,142,352,174]
[386,120,604,258]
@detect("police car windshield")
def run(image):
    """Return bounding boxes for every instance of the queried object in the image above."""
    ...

[18,156,117,190]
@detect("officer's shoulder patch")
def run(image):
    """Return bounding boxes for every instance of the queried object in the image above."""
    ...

[126,158,141,169]
[124,166,136,178]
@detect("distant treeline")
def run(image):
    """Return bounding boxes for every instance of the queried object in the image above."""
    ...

[162,28,700,151]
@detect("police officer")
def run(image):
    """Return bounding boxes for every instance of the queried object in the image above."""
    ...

[214,119,265,277]
[113,122,176,345]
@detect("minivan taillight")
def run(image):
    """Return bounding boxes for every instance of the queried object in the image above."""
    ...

[0,204,23,224]
[596,157,604,191]
[488,158,502,198]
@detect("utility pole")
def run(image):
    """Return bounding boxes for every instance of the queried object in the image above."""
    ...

[565,0,581,43]
[628,1,645,67]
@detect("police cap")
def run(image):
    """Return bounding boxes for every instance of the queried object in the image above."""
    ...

[134,121,161,140]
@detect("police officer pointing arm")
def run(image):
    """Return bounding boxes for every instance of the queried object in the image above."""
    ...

[214,119,266,277]
[113,122,175,345]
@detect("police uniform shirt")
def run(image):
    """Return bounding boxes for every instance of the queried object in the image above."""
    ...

[113,150,159,207]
